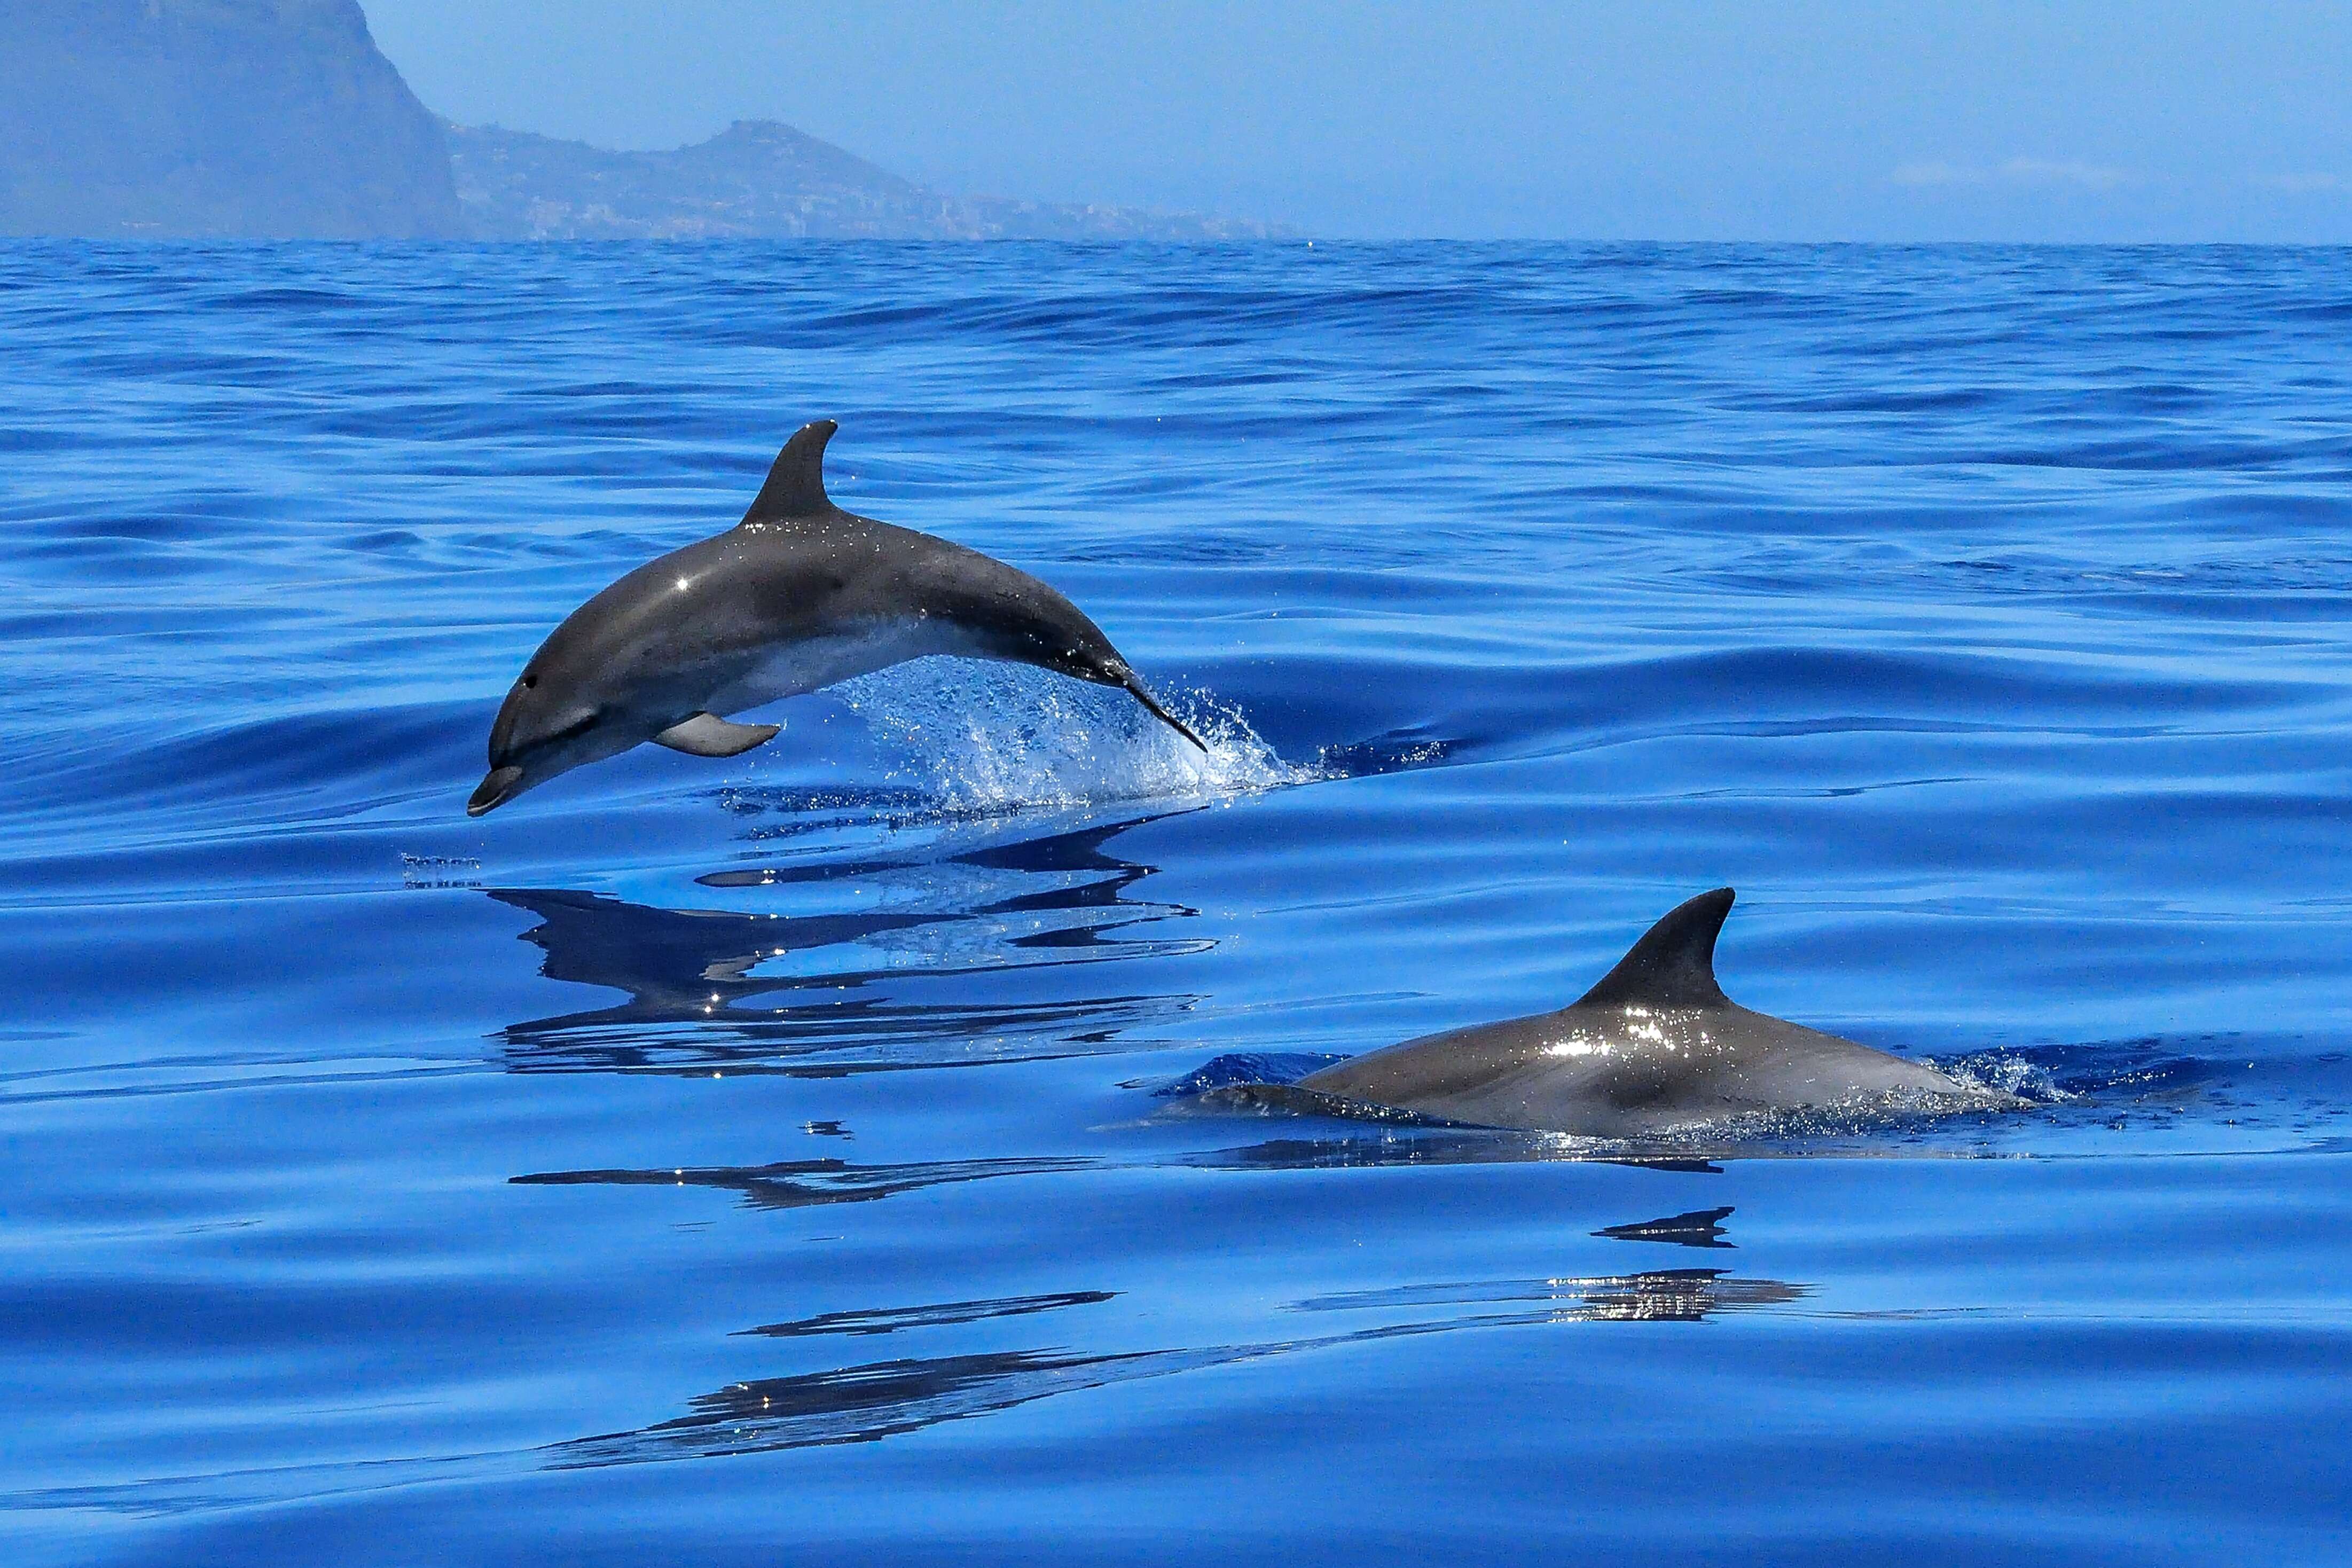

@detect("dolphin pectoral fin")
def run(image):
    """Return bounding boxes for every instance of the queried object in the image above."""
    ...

[1119,673,1208,751]
[654,713,782,758]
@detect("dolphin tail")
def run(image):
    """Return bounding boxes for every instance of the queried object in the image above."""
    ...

[1119,671,1208,751]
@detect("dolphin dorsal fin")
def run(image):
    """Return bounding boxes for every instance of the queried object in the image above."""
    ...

[1572,887,1736,1009]
[740,419,838,526]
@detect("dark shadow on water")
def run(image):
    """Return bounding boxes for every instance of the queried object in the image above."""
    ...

[490,812,1213,1076]
[545,1263,1807,1468]
[0,1228,1796,1504]
[548,1346,1243,1467]
[512,1155,1097,1211]
[1288,1268,1801,1319]
[741,1291,1119,1340]
[1595,1206,1737,1248]
[510,1132,1724,1213]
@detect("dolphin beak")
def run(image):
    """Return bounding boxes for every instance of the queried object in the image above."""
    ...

[467,765,526,817]
[1120,673,1208,751]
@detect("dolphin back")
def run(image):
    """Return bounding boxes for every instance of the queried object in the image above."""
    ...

[1296,887,1999,1136]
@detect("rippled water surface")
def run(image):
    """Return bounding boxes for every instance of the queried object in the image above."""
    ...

[5,241,2351,1565]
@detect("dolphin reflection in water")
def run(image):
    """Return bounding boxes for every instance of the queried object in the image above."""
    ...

[471,420,1202,816]
[489,812,1209,1075]
[550,1267,1806,1467]
[1287,888,2017,1138]
[537,1204,1802,1468]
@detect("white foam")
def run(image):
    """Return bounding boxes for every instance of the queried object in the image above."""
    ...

[1931,1049,2076,1104]
[834,657,1321,813]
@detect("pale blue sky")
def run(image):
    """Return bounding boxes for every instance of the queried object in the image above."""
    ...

[365,1,2352,240]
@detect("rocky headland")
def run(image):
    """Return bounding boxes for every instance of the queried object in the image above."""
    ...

[1,2,1281,241]
[1,0,464,238]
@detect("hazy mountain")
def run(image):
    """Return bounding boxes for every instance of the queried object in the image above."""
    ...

[446,119,1289,241]
[0,0,464,239]
[0,3,1279,241]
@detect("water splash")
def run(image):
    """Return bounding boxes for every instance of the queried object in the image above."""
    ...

[1932,1048,2077,1104]
[1148,1051,1350,1096]
[835,657,1321,812]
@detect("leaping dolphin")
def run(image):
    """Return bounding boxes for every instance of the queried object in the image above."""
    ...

[469,421,1203,816]
[1293,888,2011,1136]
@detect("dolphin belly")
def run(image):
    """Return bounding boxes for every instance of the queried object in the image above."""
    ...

[705,615,986,716]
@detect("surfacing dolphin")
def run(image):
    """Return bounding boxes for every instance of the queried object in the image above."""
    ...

[470,421,1204,816]
[1293,888,2010,1137]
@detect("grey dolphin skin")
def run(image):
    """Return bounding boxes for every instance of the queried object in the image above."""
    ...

[1297,888,2006,1136]
[470,420,1204,816]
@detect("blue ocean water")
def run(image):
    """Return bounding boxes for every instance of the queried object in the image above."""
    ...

[3,239,2350,1565]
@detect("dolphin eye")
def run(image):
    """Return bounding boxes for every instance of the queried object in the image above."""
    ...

[521,673,538,689]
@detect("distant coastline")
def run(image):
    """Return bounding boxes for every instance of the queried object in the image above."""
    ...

[445,120,1291,242]
[0,1,1285,241]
